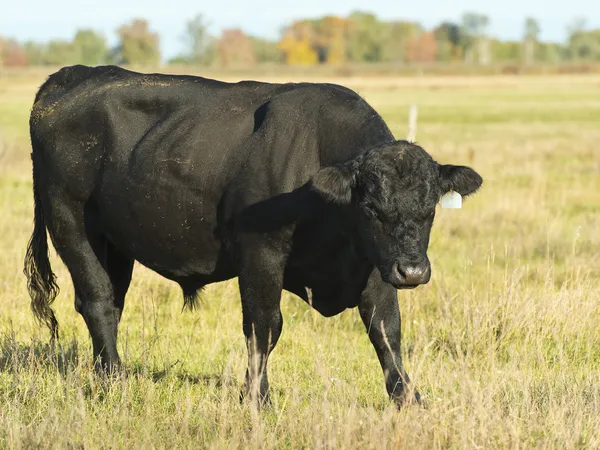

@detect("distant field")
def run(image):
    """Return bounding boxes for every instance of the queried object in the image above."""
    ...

[1,70,599,449]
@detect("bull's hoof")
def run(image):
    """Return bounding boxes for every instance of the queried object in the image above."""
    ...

[94,359,125,380]
[239,385,271,408]
[413,390,423,406]
[392,389,423,408]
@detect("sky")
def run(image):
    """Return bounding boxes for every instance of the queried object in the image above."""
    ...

[1,0,598,60]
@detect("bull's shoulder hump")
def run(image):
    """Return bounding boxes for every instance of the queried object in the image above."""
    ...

[261,83,369,117]
[270,82,363,101]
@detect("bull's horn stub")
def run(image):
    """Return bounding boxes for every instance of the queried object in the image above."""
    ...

[441,190,462,209]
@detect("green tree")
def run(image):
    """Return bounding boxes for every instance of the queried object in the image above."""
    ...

[490,39,522,62]
[346,11,384,62]
[23,41,45,65]
[381,21,422,63]
[434,22,462,61]
[523,18,540,64]
[116,19,160,66]
[461,13,490,64]
[73,29,107,65]
[566,18,600,61]
[250,37,282,63]
[568,28,600,61]
[537,42,565,63]
[44,40,77,65]
[182,14,214,65]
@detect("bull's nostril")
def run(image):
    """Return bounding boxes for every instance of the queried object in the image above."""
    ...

[394,262,407,281]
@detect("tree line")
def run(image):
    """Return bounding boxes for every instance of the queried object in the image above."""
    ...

[1,12,599,68]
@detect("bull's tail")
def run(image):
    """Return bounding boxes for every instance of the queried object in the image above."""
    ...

[23,162,59,340]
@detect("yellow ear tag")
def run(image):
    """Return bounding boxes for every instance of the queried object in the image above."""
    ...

[441,190,462,209]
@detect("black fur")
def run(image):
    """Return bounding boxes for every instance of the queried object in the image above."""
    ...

[310,162,357,204]
[439,164,483,196]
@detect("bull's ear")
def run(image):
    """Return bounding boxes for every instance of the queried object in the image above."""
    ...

[439,164,483,197]
[310,163,357,204]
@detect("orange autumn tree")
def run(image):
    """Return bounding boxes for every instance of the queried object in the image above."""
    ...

[406,31,438,62]
[279,17,350,65]
[312,16,349,64]
[0,38,28,67]
[279,22,318,65]
[216,29,256,66]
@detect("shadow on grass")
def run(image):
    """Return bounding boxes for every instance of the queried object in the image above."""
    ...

[0,333,80,375]
[128,362,227,388]
[0,333,239,400]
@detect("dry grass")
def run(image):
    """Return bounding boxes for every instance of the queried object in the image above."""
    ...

[1,70,599,449]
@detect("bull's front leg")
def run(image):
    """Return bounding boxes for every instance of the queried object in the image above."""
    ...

[238,245,285,406]
[359,269,421,407]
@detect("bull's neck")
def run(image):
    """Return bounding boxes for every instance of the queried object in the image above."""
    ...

[293,189,372,272]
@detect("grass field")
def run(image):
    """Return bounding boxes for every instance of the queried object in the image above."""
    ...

[1,70,599,449]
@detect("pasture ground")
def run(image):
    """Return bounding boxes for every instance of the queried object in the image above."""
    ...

[0,70,599,449]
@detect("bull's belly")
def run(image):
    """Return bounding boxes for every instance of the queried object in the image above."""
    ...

[93,173,226,279]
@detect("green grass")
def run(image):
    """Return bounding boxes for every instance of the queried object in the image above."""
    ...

[1,71,599,449]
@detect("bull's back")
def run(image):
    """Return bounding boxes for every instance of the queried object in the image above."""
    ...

[30,66,276,195]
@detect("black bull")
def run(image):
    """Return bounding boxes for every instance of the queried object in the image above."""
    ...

[24,65,482,406]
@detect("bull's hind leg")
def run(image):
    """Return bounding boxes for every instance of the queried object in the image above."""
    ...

[77,236,134,331]
[105,241,134,324]
[47,198,121,372]
[91,238,134,325]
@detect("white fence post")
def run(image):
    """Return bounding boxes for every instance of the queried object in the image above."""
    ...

[407,104,418,142]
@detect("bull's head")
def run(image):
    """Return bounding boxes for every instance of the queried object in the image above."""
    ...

[311,141,482,289]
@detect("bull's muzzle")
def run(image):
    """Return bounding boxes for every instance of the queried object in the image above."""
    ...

[387,262,431,289]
